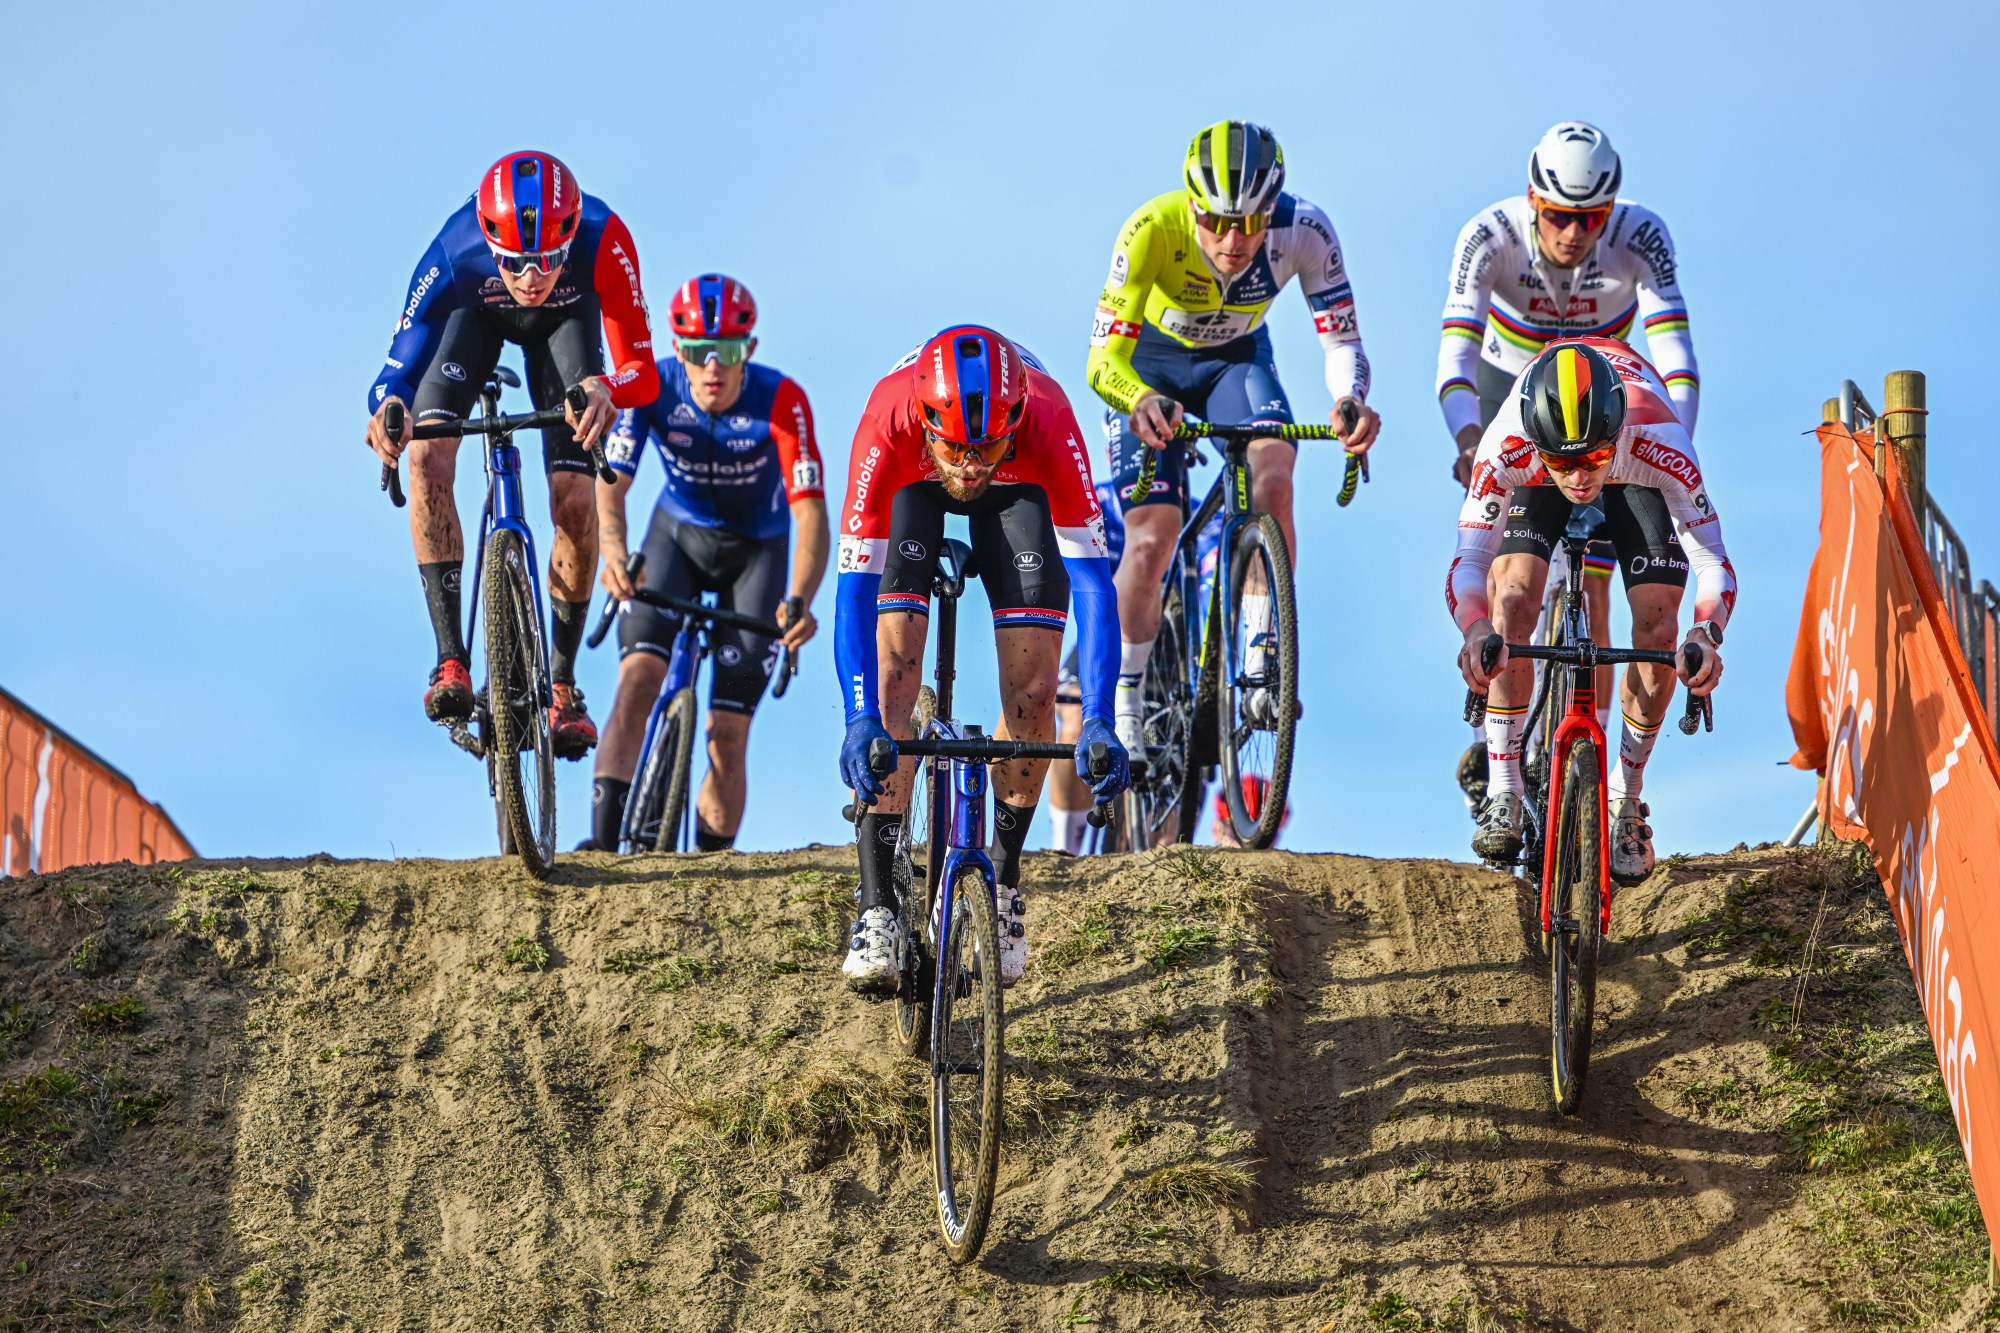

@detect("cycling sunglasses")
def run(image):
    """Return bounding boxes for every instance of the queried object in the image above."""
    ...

[1191,203,1271,237]
[677,337,753,367]
[490,243,571,276]
[924,428,1015,467]
[1536,202,1614,233]
[1538,443,1618,474]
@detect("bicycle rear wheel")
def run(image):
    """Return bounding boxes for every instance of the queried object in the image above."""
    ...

[484,529,557,878]
[896,688,939,1058]
[1216,514,1297,849]
[931,861,1003,1263]
[1122,581,1193,852]
[1549,737,1603,1114]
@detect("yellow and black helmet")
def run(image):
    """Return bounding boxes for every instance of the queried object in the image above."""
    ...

[1183,120,1286,217]
[1520,343,1626,456]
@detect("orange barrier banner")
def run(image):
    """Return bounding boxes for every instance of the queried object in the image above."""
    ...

[0,687,194,875]
[1788,423,2000,1228]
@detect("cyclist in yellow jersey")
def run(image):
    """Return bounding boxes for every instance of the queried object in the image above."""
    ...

[1087,121,1379,753]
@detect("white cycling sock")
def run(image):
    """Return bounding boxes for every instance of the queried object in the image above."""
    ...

[1485,701,1529,799]
[1240,593,1274,679]
[1608,708,1663,800]
[1116,639,1153,724]
[1049,805,1090,856]
[1596,699,1613,740]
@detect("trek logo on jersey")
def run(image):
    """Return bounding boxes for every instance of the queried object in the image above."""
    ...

[400,266,441,331]
[607,238,644,309]
[1629,437,1702,492]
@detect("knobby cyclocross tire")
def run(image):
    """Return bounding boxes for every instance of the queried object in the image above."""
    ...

[652,689,698,853]
[1175,584,1220,845]
[484,529,558,878]
[1549,737,1603,1114]
[931,861,1003,1263]
[896,687,939,1059]
[1121,581,1193,853]
[1519,661,1567,963]
[1217,514,1298,849]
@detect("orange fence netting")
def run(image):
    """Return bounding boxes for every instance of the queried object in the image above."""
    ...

[0,688,194,875]
[1787,423,2000,1227]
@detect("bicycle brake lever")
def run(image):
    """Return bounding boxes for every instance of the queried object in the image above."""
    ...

[1088,799,1113,829]
[1677,643,1713,735]
[1464,634,1504,726]
[867,736,897,779]
[380,401,407,507]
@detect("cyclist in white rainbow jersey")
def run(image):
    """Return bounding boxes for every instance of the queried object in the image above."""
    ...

[1439,121,1698,810]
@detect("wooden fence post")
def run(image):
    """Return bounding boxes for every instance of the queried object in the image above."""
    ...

[1883,371,1927,512]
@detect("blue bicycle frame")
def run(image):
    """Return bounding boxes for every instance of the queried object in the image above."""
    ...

[618,613,707,851]
[915,715,997,1019]
[465,434,551,698]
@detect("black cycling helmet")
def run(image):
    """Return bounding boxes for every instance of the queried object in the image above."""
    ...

[1519,342,1625,456]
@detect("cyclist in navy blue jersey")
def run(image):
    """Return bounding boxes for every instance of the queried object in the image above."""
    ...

[586,275,828,851]
[364,150,660,758]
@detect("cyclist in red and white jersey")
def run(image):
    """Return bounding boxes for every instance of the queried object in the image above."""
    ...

[1450,340,1734,881]
[834,327,1129,994]
[1439,121,1698,810]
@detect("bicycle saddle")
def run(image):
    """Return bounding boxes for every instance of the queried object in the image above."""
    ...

[935,538,976,601]
[487,364,523,391]
[1564,502,1606,541]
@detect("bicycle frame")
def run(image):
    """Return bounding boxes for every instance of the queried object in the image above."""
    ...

[1163,445,1257,746]
[463,383,550,702]
[618,617,708,852]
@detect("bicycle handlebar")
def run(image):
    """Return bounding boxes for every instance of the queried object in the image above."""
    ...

[379,384,615,505]
[585,553,801,689]
[1463,634,1714,734]
[1125,400,1368,507]
[846,737,1116,828]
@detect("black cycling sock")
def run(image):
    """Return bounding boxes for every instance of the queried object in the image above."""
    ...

[695,827,735,853]
[856,812,903,914]
[418,561,466,665]
[550,598,591,684]
[591,777,630,851]
[991,799,1036,889]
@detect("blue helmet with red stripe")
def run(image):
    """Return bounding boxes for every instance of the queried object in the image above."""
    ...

[668,274,757,338]
[476,151,581,255]
[913,325,1029,446]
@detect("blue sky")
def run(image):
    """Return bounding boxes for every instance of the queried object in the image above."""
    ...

[5,0,1994,862]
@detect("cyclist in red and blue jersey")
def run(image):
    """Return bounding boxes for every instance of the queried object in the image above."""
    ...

[588,275,828,852]
[835,327,1130,995]
[364,151,660,758]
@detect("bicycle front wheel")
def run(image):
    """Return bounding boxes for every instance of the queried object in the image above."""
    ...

[652,689,698,853]
[896,687,939,1059]
[931,862,1003,1263]
[1122,580,1193,852]
[484,529,557,878]
[1216,514,1298,849]
[1549,737,1603,1114]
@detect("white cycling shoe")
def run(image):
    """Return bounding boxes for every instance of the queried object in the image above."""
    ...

[1610,798,1656,885]
[1114,711,1146,757]
[842,906,904,997]
[997,888,1029,988]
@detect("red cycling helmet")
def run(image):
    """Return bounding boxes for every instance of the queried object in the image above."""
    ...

[912,325,1029,446]
[476,151,581,256]
[668,274,758,338]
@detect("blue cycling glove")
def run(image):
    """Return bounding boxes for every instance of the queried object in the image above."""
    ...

[1075,718,1131,800]
[841,716,896,803]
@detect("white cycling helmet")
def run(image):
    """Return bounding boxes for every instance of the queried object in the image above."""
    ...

[1527,121,1622,209]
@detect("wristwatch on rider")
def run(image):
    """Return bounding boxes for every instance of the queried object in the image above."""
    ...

[1689,621,1723,649]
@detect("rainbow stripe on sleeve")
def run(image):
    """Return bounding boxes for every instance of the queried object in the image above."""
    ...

[1664,370,1700,392]
[1442,317,1485,342]
[1439,377,1477,405]
[1644,308,1691,335]
[1488,302,1638,354]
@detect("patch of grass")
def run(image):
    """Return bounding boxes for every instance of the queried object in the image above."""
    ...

[754,1025,796,1057]
[646,955,715,993]
[503,936,550,971]
[68,937,95,972]
[1043,902,1113,968]
[1249,977,1282,1009]
[1113,1117,1159,1149]
[317,893,360,919]
[1163,847,1225,888]
[0,996,34,1047]
[112,1088,170,1128]
[1367,1291,1426,1331]
[1679,1075,1748,1119]
[0,1066,83,1136]
[1093,1262,1208,1293]
[77,995,146,1029]
[769,960,802,976]
[1144,921,1223,971]
[1124,1157,1254,1214]
[602,947,668,975]
[666,1059,924,1157]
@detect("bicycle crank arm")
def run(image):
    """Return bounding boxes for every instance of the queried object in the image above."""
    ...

[445,721,486,760]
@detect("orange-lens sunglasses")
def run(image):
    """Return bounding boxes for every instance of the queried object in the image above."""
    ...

[926,429,1014,467]
[1191,203,1270,237]
[1538,444,1617,475]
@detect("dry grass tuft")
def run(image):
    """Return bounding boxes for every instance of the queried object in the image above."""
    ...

[1125,1157,1257,1214]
